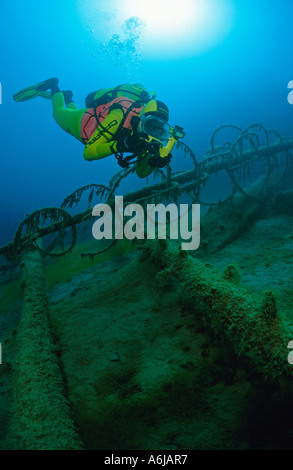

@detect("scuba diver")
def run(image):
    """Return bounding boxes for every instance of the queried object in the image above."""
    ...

[13,78,185,178]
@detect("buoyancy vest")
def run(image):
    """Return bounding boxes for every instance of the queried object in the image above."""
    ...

[81,97,144,144]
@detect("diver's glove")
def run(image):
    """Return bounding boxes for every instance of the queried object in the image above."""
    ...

[117,133,150,154]
[148,154,172,168]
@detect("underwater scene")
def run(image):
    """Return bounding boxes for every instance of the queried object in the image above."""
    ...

[1,0,293,453]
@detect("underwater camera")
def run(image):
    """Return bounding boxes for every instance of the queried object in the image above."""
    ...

[147,138,162,156]
[170,125,186,140]
[157,124,186,159]
[147,125,186,157]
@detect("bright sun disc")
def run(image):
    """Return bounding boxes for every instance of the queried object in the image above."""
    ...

[79,0,235,59]
[120,0,235,57]
[123,0,204,37]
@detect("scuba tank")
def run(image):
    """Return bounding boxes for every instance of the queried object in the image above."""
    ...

[85,83,156,108]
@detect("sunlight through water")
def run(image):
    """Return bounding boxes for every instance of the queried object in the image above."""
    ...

[79,0,235,59]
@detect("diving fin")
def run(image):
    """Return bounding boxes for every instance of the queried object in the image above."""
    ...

[39,91,52,100]
[39,90,74,105]
[13,78,59,102]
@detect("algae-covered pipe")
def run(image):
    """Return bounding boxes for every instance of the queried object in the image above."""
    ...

[9,247,83,450]
[145,241,293,383]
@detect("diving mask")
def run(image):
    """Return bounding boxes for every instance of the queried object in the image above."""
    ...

[139,115,170,141]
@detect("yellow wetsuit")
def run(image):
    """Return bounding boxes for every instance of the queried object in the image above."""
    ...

[52,91,126,160]
[51,91,175,178]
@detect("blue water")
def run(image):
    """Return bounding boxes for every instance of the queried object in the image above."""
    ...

[1,0,293,246]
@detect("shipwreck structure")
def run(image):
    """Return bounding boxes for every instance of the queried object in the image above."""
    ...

[1,123,293,449]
